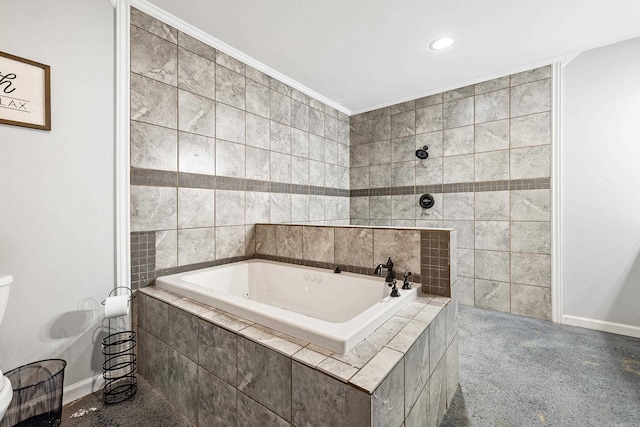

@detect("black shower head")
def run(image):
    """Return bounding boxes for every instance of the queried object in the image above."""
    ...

[415,145,429,159]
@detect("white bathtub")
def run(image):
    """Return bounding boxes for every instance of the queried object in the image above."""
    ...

[155,259,417,353]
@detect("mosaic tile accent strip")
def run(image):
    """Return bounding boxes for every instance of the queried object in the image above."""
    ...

[350,178,549,197]
[133,167,350,197]
[420,230,452,297]
[177,172,216,189]
[473,180,510,192]
[131,168,178,187]
[510,178,551,190]
[131,231,156,290]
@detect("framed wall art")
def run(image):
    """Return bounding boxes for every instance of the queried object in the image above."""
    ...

[0,51,51,131]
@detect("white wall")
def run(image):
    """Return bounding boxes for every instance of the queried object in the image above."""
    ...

[0,0,116,398]
[562,37,640,335]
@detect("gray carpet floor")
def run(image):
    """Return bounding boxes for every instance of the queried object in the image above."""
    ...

[60,305,640,426]
[442,306,640,427]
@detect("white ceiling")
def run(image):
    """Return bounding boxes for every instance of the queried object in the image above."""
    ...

[145,0,640,113]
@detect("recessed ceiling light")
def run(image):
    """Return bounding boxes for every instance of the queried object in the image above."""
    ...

[429,37,454,51]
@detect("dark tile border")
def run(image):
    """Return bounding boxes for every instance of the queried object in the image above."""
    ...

[510,178,550,190]
[474,180,510,192]
[442,182,475,193]
[415,184,444,195]
[254,253,422,284]
[131,168,177,187]
[178,172,216,189]
[351,178,550,197]
[132,167,350,197]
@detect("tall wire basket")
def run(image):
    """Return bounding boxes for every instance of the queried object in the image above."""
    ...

[101,287,137,404]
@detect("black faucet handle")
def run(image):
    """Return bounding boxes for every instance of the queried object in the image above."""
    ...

[402,272,412,290]
[388,279,401,297]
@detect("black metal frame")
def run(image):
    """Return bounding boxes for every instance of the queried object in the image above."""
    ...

[101,287,137,404]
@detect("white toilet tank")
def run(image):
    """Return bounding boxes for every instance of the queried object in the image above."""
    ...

[0,274,12,325]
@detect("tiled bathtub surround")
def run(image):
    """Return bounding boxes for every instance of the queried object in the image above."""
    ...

[130,7,551,319]
[350,67,552,320]
[255,224,457,297]
[137,284,459,426]
[129,8,351,289]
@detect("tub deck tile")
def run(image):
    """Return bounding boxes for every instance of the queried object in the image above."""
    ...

[349,347,404,393]
[385,319,429,354]
[292,347,329,368]
[199,308,253,332]
[317,357,358,382]
[239,325,305,356]
[139,286,181,303]
[414,293,435,305]
[331,338,381,369]
[305,343,333,357]
[331,315,409,369]
[367,315,411,347]
[413,303,443,324]
[172,297,210,315]
[431,296,450,306]
[255,324,309,348]
[395,301,426,319]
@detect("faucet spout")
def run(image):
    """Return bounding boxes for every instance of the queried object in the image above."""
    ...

[374,264,384,276]
[374,258,395,281]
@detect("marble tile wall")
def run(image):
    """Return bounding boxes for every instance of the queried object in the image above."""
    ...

[255,224,456,297]
[350,67,552,320]
[129,9,350,289]
[137,283,459,427]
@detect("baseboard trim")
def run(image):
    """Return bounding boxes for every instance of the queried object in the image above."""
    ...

[63,374,104,405]
[562,314,640,339]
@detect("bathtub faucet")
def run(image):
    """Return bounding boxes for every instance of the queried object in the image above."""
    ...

[374,257,395,283]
